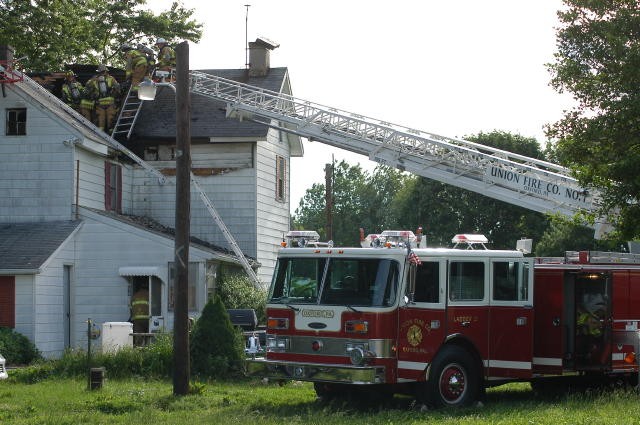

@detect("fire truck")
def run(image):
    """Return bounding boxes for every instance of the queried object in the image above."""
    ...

[246,230,640,407]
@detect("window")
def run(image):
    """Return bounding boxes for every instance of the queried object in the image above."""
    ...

[493,261,528,301]
[275,155,286,201]
[104,162,122,212]
[449,261,485,301]
[168,262,198,311]
[6,108,26,135]
[414,262,440,303]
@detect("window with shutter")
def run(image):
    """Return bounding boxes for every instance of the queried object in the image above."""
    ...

[276,155,286,202]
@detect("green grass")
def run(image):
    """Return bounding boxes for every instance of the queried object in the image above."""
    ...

[1,378,640,425]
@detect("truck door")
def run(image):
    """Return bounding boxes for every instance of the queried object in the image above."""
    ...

[488,259,534,378]
[398,259,447,381]
[574,271,612,370]
[446,259,490,368]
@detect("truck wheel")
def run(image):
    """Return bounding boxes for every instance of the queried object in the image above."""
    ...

[426,345,479,408]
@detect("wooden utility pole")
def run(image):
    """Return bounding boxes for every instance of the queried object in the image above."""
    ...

[325,163,333,241]
[173,41,191,396]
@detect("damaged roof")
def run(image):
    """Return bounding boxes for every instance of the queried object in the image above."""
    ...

[133,67,289,141]
[0,221,81,272]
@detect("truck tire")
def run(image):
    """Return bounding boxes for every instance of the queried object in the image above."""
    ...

[425,345,479,408]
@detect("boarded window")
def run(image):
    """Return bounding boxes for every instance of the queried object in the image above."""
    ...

[168,262,198,311]
[0,276,15,328]
[104,162,122,212]
[276,155,286,201]
[6,108,26,135]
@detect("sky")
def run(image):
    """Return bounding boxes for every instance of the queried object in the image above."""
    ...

[154,0,573,214]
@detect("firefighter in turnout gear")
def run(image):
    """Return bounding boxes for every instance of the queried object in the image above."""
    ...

[85,64,120,132]
[61,71,83,113]
[121,43,149,90]
[155,37,176,74]
[130,281,150,335]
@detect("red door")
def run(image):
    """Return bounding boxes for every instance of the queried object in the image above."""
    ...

[487,259,534,378]
[0,276,16,328]
[398,260,446,381]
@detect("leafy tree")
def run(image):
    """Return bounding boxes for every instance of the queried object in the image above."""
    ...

[292,160,409,246]
[0,0,202,72]
[189,296,244,379]
[395,131,550,249]
[546,0,640,240]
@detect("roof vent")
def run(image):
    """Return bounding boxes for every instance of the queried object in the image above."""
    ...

[248,37,279,77]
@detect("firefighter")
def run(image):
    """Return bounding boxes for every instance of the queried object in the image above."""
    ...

[130,281,150,335]
[247,332,261,359]
[576,290,606,364]
[155,37,176,75]
[85,64,120,132]
[121,43,149,90]
[61,71,83,113]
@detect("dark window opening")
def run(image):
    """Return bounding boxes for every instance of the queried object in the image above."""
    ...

[6,108,26,135]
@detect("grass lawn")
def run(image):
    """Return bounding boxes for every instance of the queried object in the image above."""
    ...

[1,377,640,425]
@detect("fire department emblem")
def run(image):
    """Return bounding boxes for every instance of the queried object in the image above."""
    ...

[407,324,423,347]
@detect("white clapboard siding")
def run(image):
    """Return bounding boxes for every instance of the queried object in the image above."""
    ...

[254,126,291,283]
[131,142,258,257]
[0,88,75,221]
[15,275,35,343]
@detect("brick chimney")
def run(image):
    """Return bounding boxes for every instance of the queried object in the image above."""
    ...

[248,37,279,77]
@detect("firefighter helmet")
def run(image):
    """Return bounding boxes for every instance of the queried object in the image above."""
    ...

[120,43,133,51]
[96,64,108,73]
[155,37,167,45]
[65,71,76,79]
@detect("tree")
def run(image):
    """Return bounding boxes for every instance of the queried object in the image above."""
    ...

[0,0,202,71]
[292,160,409,246]
[189,295,244,379]
[394,131,550,249]
[546,0,640,240]
[216,268,267,324]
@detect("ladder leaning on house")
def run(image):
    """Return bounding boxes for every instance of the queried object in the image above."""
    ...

[111,85,144,140]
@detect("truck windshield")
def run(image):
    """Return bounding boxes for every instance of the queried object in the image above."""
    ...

[269,257,399,307]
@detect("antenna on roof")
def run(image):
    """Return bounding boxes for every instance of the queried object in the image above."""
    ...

[244,4,251,69]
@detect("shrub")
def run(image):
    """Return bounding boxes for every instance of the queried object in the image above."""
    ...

[216,269,267,324]
[190,295,244,379]
[0,327,41,365]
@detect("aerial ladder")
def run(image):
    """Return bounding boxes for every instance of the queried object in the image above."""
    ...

[187,71,603,230]
[12,70,261,288]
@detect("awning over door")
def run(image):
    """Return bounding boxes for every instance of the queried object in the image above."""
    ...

[118,266,163,279]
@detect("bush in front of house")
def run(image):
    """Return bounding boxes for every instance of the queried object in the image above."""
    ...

[0,327,41,365]
[190,295,245,379]
[216,269,267,324]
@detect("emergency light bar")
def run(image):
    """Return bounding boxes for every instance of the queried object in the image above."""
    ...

[361,230,417,248]
[452,234,489,250]
[283,230,331,248]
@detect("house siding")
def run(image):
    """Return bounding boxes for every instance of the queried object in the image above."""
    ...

[131,142,258,257]
[255,126,291,284]
[0,88,74,221]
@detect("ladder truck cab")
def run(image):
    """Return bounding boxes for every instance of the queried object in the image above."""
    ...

[246,231,640,407]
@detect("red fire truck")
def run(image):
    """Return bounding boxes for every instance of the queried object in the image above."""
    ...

[246,230,640,407]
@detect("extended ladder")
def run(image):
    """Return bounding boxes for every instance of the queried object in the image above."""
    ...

[111,85,144,140]
[188,71,599,219]
[15,72,262,288]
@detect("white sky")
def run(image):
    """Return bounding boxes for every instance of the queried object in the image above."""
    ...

[154,0,573,214]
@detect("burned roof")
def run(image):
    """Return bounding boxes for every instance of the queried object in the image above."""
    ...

[0,221,81,272]
[132,67,289,141]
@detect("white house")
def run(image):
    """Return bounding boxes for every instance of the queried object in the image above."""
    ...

[0,43,302,358]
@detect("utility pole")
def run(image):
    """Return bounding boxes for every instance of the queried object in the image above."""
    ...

[325,163,333,241]
[173,41,191,396]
